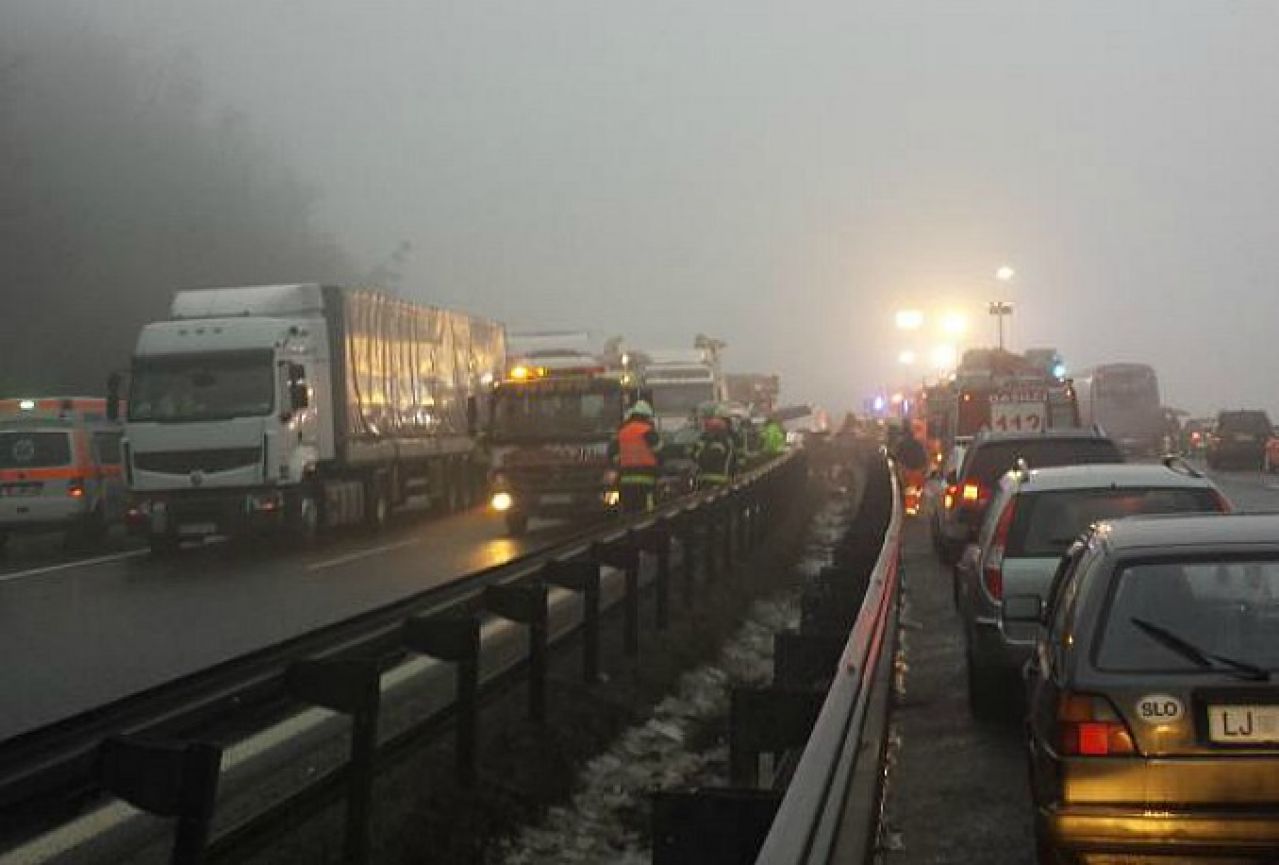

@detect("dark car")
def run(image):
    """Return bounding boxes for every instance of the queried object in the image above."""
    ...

[1206,409,1272,470]
[935,429,1124,563]
[1010,514,1279,862]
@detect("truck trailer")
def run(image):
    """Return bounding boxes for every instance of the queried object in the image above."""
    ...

[115,284,504,552]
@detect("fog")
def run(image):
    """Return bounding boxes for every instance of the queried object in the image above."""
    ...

[5,1,1279,416]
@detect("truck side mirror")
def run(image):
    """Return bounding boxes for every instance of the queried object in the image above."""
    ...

[106,372,122,421]
[287,363,309,411]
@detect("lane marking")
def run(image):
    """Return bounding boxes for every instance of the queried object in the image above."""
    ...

[0,549,149,584]
[305,538,421,572]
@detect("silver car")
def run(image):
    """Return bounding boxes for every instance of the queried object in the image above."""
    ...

[956,460,1230,719]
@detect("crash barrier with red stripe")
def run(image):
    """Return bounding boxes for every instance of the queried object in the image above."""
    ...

[650,448,901,865]
[0,450,808,865]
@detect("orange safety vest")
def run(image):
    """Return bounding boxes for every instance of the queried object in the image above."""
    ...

[617,419,659,469]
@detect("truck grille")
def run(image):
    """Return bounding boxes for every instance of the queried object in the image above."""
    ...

[505,465,603,490]
[133,447,262,475]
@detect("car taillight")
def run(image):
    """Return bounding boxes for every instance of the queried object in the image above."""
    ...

[982,498,1017,600]
[1057,692,1135,757]
[67,478,85,498]
[961,482,982,504]
[943,484,958,510]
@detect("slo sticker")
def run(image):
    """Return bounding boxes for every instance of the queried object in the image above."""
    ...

[1136,694,1183,724]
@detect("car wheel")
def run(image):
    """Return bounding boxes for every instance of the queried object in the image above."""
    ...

[505,510,529,536]
[148,532,180,556]
[966,650,1007,722]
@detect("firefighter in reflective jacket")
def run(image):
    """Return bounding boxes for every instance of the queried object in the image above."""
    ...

[609,400,663,514]
[691,411,736,488]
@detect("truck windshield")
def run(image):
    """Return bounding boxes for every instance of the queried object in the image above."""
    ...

[129,351,275,422]
[650,383,714,415]
[492,385,622,439]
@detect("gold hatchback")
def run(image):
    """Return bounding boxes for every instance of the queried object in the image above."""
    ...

[1011,514,1279,864]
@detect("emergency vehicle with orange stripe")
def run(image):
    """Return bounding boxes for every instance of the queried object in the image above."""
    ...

[0,397,127,549]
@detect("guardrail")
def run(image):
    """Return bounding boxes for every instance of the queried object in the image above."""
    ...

[649,448,899,865]
[0,450,807,865]
[752,454,900,864]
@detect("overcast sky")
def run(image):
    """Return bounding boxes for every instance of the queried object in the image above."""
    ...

[24,0,1279,415]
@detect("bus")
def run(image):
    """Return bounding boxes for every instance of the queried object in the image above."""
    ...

[1073,363,1164,457]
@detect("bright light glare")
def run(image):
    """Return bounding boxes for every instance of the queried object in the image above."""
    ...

[890,392,905,405]
[490,491,514,512]
[18,399,36,411]
[895,309,924,330]
[898,350,917,365]
[931,344,958,369]
[873,395,887,412]
[940,312,967,335]
[995,265,1016,282]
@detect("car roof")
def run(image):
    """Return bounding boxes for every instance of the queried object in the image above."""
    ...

[971,427,1110,445]
[1007,462,1216,493]
[1095,512,1279,552]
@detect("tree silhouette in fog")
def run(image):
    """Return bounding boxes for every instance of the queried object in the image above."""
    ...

[0,11,353,396]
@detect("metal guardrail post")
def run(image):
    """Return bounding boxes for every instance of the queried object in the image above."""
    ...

[286,657,381,865]
[728,687,826,788]
[721,497,735,574]
[594,536,640,656]
[97,736,222,865]
[545,558,603,683]
[637,519,672,631]
[402,613,481,786]
[483,581,550,722]
[773,631,846,689]
[676,513,696,607]
[702,505,718,582]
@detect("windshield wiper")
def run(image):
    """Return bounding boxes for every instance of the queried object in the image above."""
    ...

[1130,617,1270,682]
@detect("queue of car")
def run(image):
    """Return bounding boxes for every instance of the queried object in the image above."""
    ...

[926,424,1279,862]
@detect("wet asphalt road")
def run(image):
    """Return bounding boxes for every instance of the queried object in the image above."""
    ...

[0,508,582,741]
[878,463,1279,865]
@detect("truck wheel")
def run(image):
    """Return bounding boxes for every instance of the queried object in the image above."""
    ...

[65,508,106,551]
[366,481,390,531]
[289,491,321,545]
[505,510,529,536]
[148,532,180,556]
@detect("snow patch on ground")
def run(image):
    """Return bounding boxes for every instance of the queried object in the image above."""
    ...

[492,494,851,865]
[492,596,797,865]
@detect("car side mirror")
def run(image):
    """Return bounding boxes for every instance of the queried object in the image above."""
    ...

[1002,593,1044,624]
[106,372,122,422]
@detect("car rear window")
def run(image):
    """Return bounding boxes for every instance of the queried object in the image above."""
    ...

[1097,559,1279,672]
[0,431,73,469]
[1007,488,1224,558]
[964,439,1122,487]
[1218,412,1271,435]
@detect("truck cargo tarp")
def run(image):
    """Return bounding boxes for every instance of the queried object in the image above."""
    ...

[338,289,504,440]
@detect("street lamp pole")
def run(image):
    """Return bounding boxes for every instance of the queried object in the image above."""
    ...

[988,301,1014,351]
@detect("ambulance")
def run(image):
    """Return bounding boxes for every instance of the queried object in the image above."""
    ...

[0,397,127,549]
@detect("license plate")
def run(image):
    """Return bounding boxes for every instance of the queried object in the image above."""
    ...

[1207,704,1279,744]
[540,493,573,505]
[1,485,40,497]
[178,522,218,536]
[1235,433,1254,442]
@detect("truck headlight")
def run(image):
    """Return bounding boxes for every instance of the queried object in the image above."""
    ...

[491,491,514,512]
